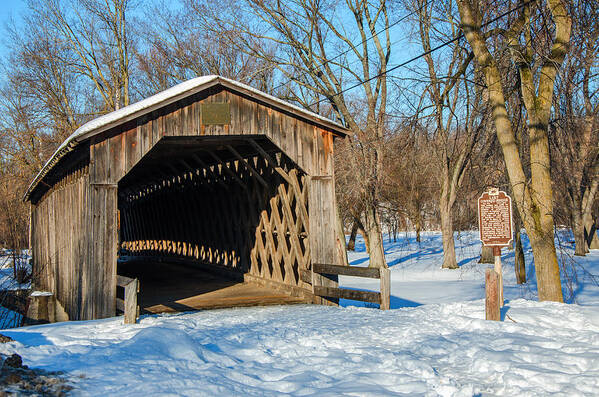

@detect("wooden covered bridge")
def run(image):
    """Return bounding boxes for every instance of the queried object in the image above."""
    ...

[24,76,348,321]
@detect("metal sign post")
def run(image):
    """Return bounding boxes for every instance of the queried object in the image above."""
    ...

[478,188,513,312]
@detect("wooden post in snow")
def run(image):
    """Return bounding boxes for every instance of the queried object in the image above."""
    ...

[493,246,503,307]
[379,268,390,310]
[485,269,500,321]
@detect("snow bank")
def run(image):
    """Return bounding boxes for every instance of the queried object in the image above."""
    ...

[0,300,597,396]
[0,231,596,395]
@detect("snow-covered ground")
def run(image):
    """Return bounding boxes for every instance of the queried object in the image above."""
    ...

[0,251,31,291]
[0,231,598,396]
[342,230,599,307]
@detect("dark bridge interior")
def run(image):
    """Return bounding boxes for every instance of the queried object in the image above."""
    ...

[116,135,311,313]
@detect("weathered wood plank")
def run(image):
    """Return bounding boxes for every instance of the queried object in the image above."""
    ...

[313,263,381,279]
[313,286,381,304]
[379,268,390,310]
[486,268,500,321]
[124,278,138,324]
[116,297,125,312]
[117,275,135,287]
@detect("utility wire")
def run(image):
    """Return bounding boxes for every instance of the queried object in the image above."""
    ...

[310,0,533,107]
[270,0,433,94]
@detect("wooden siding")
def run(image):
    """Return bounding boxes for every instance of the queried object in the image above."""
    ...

[31,163,89,320]
[30,84,341,320]
[91,87,327,182]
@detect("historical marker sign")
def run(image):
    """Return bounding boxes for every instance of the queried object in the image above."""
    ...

[478,188,513,247]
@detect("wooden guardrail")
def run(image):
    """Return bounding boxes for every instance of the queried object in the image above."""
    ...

[116,275,139,324]
[312,264,390,310]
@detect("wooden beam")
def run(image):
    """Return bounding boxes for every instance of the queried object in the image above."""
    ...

[191,154,230,191]
[300,269,313,285]
[313,286,381,304]
[205,151,247,189]
[179,159,195,173]
[179,159,215,192]
[225,145,268,188]
[117,275,136,287]
[248,139,292,181]
[313,263,381,279]
[248,138,278,166]
[486,269,500,321]
[116,298,125,312]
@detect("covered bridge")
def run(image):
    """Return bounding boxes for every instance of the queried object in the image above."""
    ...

[24,76,347,321]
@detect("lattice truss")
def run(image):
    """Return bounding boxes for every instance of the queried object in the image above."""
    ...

[118,147,310,288]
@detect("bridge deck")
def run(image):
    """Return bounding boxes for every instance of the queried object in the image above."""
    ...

[117,260,307,314]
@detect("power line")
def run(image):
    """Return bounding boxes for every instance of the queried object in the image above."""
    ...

[271,0,432,94]
[310,0,533,108]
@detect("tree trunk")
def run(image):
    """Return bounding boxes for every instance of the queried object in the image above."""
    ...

[335,205,349,266]
[585,218,599,250]
[479,246,494,264]
[572,209,588,256]
[528,232,563,301]
[440,203,458,269]
[363,205,387,269]
[347,219,359,251]
[415,219,421,243]
[361,228,371,254]
[457,0,567,303]
[515,228,526,284]
[12,251,17,281]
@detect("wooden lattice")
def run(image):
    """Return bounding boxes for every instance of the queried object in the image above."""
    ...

[119,147,310,290]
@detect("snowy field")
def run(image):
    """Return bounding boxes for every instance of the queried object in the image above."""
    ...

[0,231,598,396]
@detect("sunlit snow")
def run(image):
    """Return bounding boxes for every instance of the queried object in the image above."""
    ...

[1,231,598,396]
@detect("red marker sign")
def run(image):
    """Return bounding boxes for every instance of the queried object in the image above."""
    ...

[478,188,512,312]
[478,188,513,247]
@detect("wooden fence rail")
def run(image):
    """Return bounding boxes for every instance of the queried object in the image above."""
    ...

[116,275,139,324]
[312,264,390,310]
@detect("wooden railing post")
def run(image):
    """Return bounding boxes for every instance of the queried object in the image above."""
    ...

[379,268,390,310]
[116,275,139,324]
[312,263,391,310]
[124,279,139,324]
[485,268,500,321]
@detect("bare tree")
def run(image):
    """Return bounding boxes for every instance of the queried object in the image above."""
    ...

[30,0,134,112]
[457,0,571,301]
[136,0,275,94]
[552,0,599,255]
[197,0,392,268]
[406,0,487,268]
[382,126,435,243]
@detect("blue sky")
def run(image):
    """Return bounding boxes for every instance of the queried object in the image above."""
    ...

[0,0,27,56]
[1,0,26,21]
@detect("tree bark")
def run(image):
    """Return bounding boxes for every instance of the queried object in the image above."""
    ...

[587,218,599,249]
[347,220,359,251]
[335,205,349,266]
[457,0,568,302]
[515,228,526,284]
[440,202,458,269]
[573,208,588,256]
[513,207,526,284]
[364,204,387,269]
